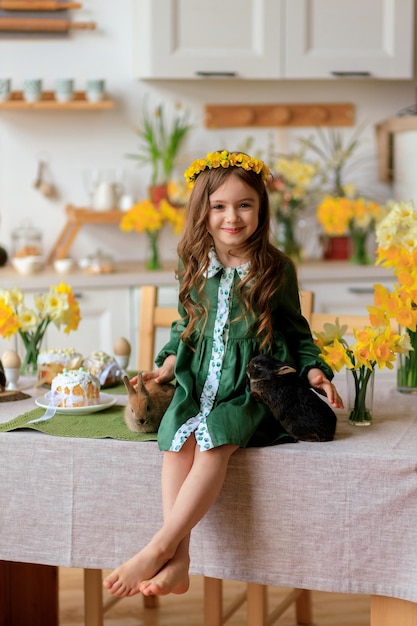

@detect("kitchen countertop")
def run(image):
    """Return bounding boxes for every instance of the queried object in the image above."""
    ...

[0,259,394,291]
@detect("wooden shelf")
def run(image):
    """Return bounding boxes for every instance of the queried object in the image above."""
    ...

[47,205,122,263]
[0,91,114,110]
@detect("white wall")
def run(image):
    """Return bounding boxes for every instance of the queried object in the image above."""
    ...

[0,0,415,266]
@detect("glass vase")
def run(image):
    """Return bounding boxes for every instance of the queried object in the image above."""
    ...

[20,340,41,376]
[346,366,375,426]
[349,229,370,265]
[18,326,47,376]
[146,231,162,271]
[275,214,301,261]
[397,328,417,393]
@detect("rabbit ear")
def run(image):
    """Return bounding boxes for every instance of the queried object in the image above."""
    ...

[123,375,136,396]
[137,372,149,397]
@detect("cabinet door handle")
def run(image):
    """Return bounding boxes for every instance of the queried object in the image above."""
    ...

[73,292,84,299]
[330,71,372,77]
[348,287,374,294]
[195,71,238,77]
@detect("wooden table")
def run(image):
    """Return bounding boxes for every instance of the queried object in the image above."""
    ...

[1,373,417,626]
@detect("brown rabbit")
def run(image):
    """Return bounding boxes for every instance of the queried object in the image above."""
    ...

[123,372,175,433]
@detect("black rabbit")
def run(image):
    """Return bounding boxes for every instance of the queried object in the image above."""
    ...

[246,355,337,442]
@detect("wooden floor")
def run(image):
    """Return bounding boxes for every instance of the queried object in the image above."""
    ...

[59,568,370,626]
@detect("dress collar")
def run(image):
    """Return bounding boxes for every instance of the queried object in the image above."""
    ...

[204,247,250,281]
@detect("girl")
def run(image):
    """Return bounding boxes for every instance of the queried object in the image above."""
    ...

[104,150,343,598]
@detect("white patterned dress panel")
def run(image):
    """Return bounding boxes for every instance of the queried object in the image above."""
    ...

[169,252,250,452]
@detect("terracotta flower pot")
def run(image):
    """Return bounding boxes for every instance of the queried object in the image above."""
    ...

[322,235,350,260]
[149,184,169,205]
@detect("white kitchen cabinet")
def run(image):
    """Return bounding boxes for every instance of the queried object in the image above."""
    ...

[39,287,134,364]
[134,0,414,80]
[134,0,283,79]
[285,0,414,80]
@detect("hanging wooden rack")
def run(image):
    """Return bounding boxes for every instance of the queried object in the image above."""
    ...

[205,103,354,128]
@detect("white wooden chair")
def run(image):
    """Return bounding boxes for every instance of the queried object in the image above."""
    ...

[135,285,315,626]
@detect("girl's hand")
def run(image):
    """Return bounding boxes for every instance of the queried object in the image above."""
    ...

[139,354,177,385]
[307,368,344,409]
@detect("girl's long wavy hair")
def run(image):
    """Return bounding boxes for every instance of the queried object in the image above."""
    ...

[177,160,291,351]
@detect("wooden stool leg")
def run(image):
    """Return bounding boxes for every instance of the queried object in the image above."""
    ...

[295,589,313,625]
[371,595,417,626]
[247,583,268,626]
[204,577,223,626]
[83,568,103,626]
[143,595,159,608]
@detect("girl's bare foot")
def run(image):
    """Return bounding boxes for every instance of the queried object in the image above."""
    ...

[103,542,172,597]
[139,556,190,596]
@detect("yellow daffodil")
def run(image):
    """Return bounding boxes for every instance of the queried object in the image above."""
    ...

[319,337,354,372]
[314,317,411,375]
[120,198,184,236]
[0,296,20,339]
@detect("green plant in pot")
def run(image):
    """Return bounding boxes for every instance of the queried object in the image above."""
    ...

[128,98,192,201]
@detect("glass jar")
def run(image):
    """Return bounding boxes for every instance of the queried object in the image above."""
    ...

[12,223,43,258]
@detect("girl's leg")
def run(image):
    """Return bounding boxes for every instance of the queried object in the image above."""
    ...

[103,437,237,597]
[138,437,200,597]
[103,436,196,597]
[139,534,191,596]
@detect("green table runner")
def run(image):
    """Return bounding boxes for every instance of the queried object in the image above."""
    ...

[0,381,157,442]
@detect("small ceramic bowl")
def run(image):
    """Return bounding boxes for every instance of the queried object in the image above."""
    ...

[12,255,44,275]
[53,258,74,274]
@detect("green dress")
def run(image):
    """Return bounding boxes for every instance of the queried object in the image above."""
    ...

[155,250,333,452]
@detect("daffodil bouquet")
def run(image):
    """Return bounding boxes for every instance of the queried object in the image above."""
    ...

[120,198,185,270]
[0,282,81,374]
[268,153,321,259]
[269,155,320,215]
[316,196,383,236]
[314,313,412,423]
[374,200,417,389]
[315,317,411,374]
[316,196,384,264]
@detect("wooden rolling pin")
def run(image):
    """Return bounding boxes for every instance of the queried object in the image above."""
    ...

[0,17,95,30]
[0,2,82,9]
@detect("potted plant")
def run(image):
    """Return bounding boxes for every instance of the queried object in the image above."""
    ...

[128,98,192,202]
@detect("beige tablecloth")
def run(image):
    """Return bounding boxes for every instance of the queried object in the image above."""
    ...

[1,373,417,604]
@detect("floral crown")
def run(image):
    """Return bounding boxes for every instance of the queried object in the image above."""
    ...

[184,150,270,188]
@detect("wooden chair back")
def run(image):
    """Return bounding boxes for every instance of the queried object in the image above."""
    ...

[137,286,315,370]
[309,312,371,335]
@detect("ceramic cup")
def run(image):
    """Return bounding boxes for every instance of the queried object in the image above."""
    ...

[23,79,43,103]
[86,79,105,103]
[119,193,135,211]
[54,78,74,103]
[0,78,11,102]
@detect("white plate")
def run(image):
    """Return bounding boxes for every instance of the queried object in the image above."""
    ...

[35,393,117,415]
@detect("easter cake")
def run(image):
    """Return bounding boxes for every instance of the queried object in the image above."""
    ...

[51,367,100,407]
